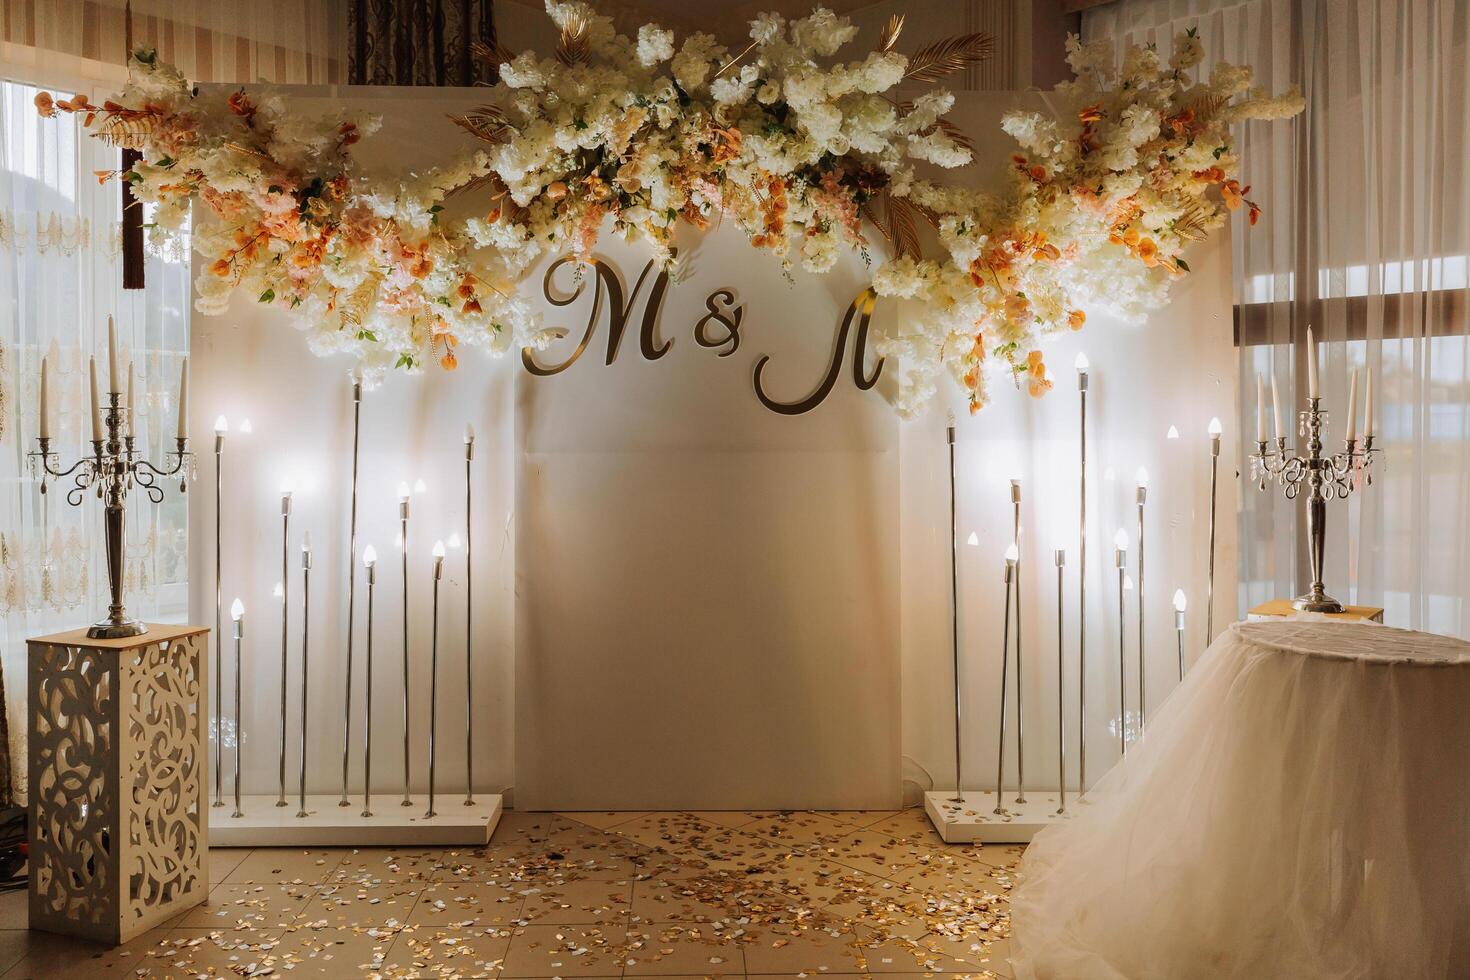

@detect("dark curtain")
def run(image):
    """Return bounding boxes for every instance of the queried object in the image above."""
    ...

[349,0,497,86]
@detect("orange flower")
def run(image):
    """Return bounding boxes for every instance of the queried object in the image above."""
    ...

[93,170,114,184]
[33,91,55,118]
[1136,237,1160,267]
[209,258,232,277]
[1220,179,1245,210]
[546,181,568,202]
[337,121,361,146]
[441,350,458,370]
[1068,309,1086,331]
[462,298,482,315]
[227,90,256,122]
[1078,104,1103,125]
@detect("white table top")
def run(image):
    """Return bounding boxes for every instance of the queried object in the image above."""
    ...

[1233,620,1470,666]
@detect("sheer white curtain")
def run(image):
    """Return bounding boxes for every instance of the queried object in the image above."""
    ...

[0,76,193,803]
[1085,0,1470,637]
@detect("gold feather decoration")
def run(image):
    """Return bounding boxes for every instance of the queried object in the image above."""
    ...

[340,276,380,329]
[449,104,513,145]
[95,115,155,150]
[1171,201,1215,242]
[471,38,517,70]
[862,202,891,246]
[877,14,904,54]
[1182,90,1230,122]
[556,11,591,66]
[883,192,922,260]
[903,32,994,83]
[446,171,509,200]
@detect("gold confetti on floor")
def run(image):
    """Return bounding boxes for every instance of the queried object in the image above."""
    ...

[3,809,1021,978]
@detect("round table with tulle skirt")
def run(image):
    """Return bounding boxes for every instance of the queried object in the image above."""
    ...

[1010,619,1470,980]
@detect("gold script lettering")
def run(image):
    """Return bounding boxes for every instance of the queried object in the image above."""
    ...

[752,288,883,416]
[521,254,675,376]
[694,289,744,357]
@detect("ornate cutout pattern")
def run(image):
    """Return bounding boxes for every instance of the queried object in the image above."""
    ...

[27,630,206,944]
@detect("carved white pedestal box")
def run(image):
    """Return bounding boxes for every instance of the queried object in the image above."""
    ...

[27,624,209,945]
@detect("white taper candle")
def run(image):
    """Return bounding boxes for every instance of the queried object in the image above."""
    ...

[1364,369,1374,438]
[38,355,50,439]
[89,356,102,440]
[108,315,119,394]
[1271,374,1282,439]
[1307,326,1319,399]
[1256,373,1266,442]
[1346,368,1359,442]
[176,356,188,440]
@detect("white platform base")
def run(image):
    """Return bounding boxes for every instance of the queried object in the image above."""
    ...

[924,790,1078,843]
[208,794,502,847]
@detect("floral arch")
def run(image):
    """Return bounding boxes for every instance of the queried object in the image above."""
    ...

[39,2,1301,416]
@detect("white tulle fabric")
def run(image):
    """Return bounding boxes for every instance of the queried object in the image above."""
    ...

[1011,619,1470,980]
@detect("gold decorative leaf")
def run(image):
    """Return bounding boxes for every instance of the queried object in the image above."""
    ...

[877,15,904,54]
[883,192,921,260]
[449,104,513,145]
[470,39,517,70]
[556,11,591,66]
[1171,201,1214,242]
[862,202,891,246]
[1183,90,1230,121]
[893,101,973,153]
[447,171,508,200]
[903,32,994,83]
[340,276,380,328]
[95,115,154,150]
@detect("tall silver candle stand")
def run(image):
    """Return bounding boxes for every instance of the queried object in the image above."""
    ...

[1114,533,1127,757]
[1135,471,1147,734]
[995,547,1017,815]
[297,534,312,818]
[27,388,192,640]
[1249,399,1379,611]
[231,600,245,818]
[213,418,227,808]
[1173,591,1186,680]
[340,375,362,807]
[426,542,445,819]
[399,485,413,807]
[1010,479,1026,805]
[276,490,292,807]
[1207,420,1221,641]
[463,425,475,806]
[946,424,964,803]
[361,547,378,818]
[1075,355,1089,797]
[1054,547,1066,815]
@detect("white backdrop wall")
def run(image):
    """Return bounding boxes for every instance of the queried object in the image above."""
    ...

[188,87,1235,808]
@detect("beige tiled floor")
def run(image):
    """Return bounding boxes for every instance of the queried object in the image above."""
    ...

[2,808,1018,978]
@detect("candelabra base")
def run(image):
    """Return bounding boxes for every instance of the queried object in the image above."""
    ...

[1291,590,1345,614]
[923,790,1077,843]
[87,617,147,640]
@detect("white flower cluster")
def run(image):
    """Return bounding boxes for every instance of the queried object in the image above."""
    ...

[66,16,1299,415]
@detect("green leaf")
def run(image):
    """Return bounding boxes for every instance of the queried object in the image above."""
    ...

[357,329,378,342]
[395,353,415,370]
[258,288,275,303]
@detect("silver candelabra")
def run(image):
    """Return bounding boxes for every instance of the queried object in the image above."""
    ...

[29,395,191,638]
[1250,396,1379,613]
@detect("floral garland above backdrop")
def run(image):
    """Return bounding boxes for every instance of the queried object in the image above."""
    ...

[38,2,1301,416]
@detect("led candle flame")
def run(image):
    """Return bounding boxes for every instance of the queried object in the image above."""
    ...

[1208,417,1223,437]
[1166,425,1179,439]
[1075,352,1089,372]
[397,481,410,501]
[1114,528,1128,551]
[1005,543,1019,564]
[464,423,475,443]
[1136,466,1149,488]
[966,532,979,546]
[1173,589,1187,613]
[231,598,244,621]
[214,415,229,434]
[363,544,378,566]
[1124,575,1134,590]
[302,531,312,556]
